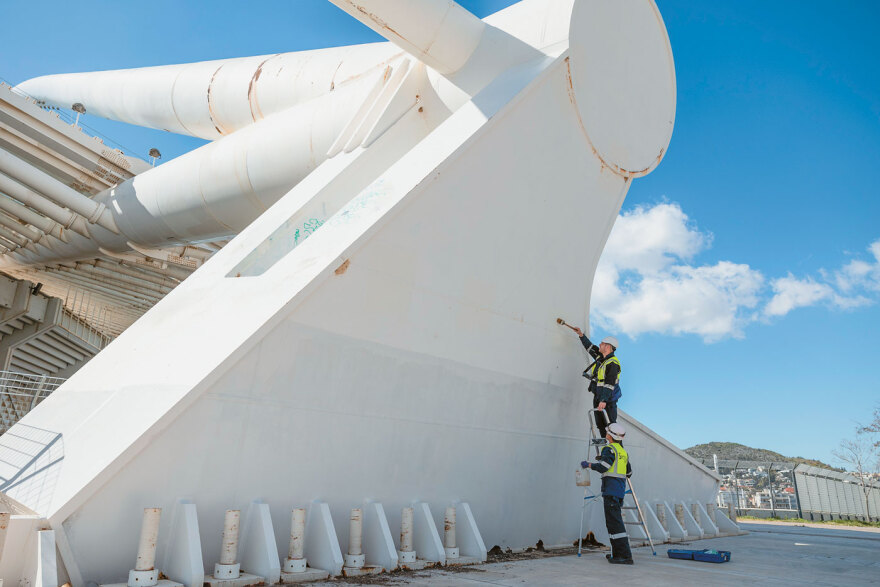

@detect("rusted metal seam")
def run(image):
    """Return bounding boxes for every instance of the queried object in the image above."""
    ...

[247,55,279,123]
[206,64,227,136]
[563,57,661,178]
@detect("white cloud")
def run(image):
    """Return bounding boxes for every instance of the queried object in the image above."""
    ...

[834,239,880,294]
[591,204,879,342]
[598,203,708,274]
[764,275,833,317]
[592,203,764,342]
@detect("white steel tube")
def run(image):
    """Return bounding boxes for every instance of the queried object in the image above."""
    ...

[348,508,363,556]
[0,193,66,241]
[288,508,306,560]
[444,507,456,549]
[220,510,240,565]
[0,226,28,248]
[328,0,484,75]
[135,508,161,571]
[0,212,42,242]
[0,150,117,233]
[0,75,382,272]
[0,510,9,562]
[16,44,401,141]
[399,507,413,552]
[0,171,88,236]
[327,0,540,97]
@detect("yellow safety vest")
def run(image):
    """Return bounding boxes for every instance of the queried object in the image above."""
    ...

[587,355,622,385]
[602,442,629,479]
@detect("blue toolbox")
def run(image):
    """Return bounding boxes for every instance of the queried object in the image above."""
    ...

[667,549,731,563]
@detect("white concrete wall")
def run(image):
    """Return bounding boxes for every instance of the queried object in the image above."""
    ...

[0,2,695,582]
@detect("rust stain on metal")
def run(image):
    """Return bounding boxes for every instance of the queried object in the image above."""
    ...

[347,2,405,42]
[335,259,350,275]
[248,55,278,122]
[563,57,663,179]
[207,64,226,135]
[330,60,343,91]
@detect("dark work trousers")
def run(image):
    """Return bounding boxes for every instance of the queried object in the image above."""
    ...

[593,401,618,438]
[603,495,633,560]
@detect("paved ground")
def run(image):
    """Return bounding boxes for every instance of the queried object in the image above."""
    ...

[313,521,880,586]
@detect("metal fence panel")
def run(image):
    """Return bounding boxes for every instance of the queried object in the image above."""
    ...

[871,487,880,519]
[828,477,842,514]
[805,474,821,513]
[817,476,832,514]
[843,482,858,516]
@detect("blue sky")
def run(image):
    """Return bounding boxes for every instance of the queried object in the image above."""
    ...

[4,1,879,466]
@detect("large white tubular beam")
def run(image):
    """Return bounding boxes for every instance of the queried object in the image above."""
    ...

[328,0,485,75]
[16,44,402,140]
[328,0,542,96]
[0,150,117,233]
[0,72,394,269]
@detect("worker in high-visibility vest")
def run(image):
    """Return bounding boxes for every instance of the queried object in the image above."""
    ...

[571,328,621,439]
[580,422,634,565]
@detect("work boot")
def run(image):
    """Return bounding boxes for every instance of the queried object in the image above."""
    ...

[607,557,634,565]
[590,438,607,446]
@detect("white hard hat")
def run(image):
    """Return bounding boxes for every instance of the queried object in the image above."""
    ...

[607,422,626,441]
[601,336,619,349]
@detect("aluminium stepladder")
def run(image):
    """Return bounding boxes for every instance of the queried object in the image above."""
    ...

[577,408,657,557]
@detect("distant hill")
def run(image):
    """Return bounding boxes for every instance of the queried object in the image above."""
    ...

[685,441,842,471]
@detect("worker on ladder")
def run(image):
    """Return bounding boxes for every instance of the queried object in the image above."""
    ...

[580,422,634,565]
[571,327,621,441]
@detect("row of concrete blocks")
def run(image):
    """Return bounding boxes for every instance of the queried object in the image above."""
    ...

[626,501,745,545]
[1,500,488,587]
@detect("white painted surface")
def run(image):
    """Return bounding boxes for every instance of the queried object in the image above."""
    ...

[347,508,363,557]
[412,503,445,565]
[16,45,402,140]
[135,508,161,572]
[0,1,719,581]
[286,509,306,562]
[641,504,668,542]
[239,502,280,584]
[453,503,487,562]
[443,507,456,550]
[0,511,8,562]
[399,507,413,553]
[34,530,58,587]
[567,0,675,175]
[161,502,204,587]
[659,502,687,541]
[361,502,397,571]
[693,502,719,536]
[0,515,41,584]
[678,502,704,539]
[302,502,342,576]
[713,509,741,534]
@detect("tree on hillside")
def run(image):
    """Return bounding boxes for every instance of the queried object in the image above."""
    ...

[833,434,880,522]
[859,405,880,443]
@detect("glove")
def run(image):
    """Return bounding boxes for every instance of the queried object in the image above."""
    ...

[581,461,590,469]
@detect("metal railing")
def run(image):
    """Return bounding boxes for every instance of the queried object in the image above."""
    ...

[0,370,66,434]
[699,458,801,518]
